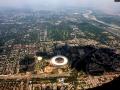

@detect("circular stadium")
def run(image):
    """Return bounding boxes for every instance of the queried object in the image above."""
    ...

[51,55,68,66]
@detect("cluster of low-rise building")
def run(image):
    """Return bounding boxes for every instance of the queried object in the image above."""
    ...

[0,38,120,89]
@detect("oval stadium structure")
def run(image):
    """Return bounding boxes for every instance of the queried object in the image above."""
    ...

[51,55,68,66]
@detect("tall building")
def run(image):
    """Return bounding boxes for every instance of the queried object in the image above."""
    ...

[39,29,47,42]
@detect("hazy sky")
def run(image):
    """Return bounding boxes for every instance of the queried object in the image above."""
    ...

[0,0,120,12]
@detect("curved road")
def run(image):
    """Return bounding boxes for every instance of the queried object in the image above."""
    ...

[83,10,120,38]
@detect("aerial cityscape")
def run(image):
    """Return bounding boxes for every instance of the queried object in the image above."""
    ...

[0,0,120,90]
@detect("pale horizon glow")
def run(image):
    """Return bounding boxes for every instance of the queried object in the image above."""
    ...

[0,0,120,13]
